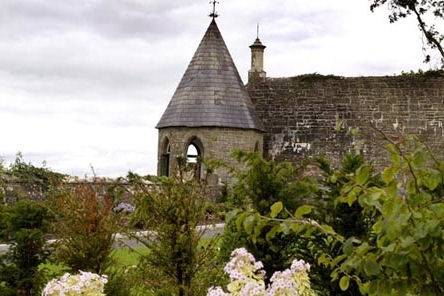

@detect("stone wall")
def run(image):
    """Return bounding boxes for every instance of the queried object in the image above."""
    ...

[158,127,263,183]
[1,180,133,203]
[247,73,444,165]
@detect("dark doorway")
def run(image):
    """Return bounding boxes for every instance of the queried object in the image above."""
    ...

[160,139,171,176]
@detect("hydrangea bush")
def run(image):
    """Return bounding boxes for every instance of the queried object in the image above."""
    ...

[42,271,108,296]
[208,248,316,296]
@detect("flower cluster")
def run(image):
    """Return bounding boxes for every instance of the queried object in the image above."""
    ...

[113,202,135,213]
[42,271,108,296]
[208,248,315,296]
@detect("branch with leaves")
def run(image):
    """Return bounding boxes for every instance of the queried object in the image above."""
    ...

[370,0,444,66]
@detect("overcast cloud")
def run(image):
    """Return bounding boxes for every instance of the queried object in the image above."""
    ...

[0,0,440,176]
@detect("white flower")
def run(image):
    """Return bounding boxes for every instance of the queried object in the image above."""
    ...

[207,249,315,296]
[291,260,310,272]
[208,287,230,296]
[42,271,108,296]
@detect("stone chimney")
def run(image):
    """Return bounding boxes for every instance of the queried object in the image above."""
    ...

[248,36,266,82]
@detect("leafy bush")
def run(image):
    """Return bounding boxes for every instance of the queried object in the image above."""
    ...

[221,152,359,293]
[219,151,319,278]
[0,200,50,295]
[1,153,66,202]
[48,183,119,274]
[330,136,444,295]
[103,267,134,296]
[233,136,444,295]
[220,151,373,295]
[128,160,223,296]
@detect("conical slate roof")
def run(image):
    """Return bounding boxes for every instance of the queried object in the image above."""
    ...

[156,20,264,131]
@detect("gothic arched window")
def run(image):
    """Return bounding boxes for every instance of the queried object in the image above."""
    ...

[160,138,171,176]
[186,137,203,178]
[187,143,200,163]
[254,141,260,152]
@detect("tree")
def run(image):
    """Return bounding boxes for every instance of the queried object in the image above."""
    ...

[0,200,50,296]
[331,135,444,295]
[370,0,444,67]
[219,152,319,282]
[237,135,444,295]
[48,183,119,274]
[224,152,374,295]
[128,159,222,296]
[370,0,444,66]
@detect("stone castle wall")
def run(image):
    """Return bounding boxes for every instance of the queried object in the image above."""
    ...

[247,74,444,164]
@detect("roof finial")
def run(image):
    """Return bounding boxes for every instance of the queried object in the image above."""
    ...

[257,22,260,39]
[209,0,219,19]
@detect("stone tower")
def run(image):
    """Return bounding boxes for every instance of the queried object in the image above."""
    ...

[156,19,264,182]
[248,35,266,82]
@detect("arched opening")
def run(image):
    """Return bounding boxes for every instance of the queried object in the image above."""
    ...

[160,138,171,176]
[187,143,200,163]
[186,137,203,178]
[254,141,260,152]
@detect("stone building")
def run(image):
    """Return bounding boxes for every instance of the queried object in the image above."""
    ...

[157,18,444,181]
[156,20,264,182]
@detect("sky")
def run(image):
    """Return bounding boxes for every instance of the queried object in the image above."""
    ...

[0,0,441,177]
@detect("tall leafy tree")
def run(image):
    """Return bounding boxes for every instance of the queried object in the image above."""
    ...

[370,0,444,65]
[129,158,222,296]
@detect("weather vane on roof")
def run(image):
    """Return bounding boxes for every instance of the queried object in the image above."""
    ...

[209,0,219,18]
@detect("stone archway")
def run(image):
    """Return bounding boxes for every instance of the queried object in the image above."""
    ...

[186,137,204,178]
[160,137,171,176]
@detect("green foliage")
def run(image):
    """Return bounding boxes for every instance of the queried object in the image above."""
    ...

[103,267,135,296]
[332,136,444,295]
[296,73,343,83]
[9,153,65,192]
[128,162,223,296]
[232,136,444,295]
[0,204,8,241]
[401,69,444,78]
[220,152,320,283]
[0,160,6,203]
[35,262,70,295]
[0,200,50,295]
[48,183,119,274]
[230,151,317,215]
[0,153,66,202]
[222,151,379,295]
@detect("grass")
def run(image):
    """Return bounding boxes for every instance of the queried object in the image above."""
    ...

[38,245,150,277]
[111,246,150,267]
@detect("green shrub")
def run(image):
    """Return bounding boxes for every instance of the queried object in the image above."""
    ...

[330,136,444,295]
[34,262,70,295]
[103,267,133,296]
[0,200,50,295]
[220,151,376,295]
[233,136,444,295]
[48,183,119,274]
[220,152,318,277]
[128,160,223,296]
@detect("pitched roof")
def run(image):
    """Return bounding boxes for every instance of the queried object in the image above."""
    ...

[156,19,264,131]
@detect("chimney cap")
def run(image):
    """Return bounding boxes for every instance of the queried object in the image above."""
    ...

[250,38,266,49]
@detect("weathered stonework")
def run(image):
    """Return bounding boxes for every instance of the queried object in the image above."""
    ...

[158,127,263,183]
[157,19,444,181]
[156,20,264,182]
[247,74,444,165]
